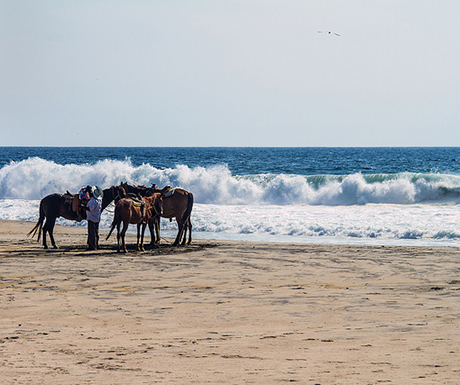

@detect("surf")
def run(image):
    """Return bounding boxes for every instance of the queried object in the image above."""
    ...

[2,157,460,206]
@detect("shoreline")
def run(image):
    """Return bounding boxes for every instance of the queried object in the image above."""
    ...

[6,217,460,248]
[1,219,460,383]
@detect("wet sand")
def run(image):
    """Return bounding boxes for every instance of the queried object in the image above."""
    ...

[1,219,460,384]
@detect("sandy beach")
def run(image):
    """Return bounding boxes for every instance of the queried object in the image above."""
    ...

[1,220,460,384]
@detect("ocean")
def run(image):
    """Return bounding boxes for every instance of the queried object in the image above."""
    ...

[2,147,460,246]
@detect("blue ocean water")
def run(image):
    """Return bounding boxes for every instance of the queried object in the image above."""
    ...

[1,147,460,246]
[2,147,460,175]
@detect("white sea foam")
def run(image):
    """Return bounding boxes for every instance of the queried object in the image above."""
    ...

[2,157,460,205]
[3,201,460,246]
[190,203,460,242]
[2,158,460,246]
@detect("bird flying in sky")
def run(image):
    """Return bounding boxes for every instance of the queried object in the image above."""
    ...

[318,31,340,36]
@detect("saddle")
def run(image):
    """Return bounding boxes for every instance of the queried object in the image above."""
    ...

[126,193,145,207]
[126,193,147,220]
[160,185,175,197]
[64,191,85,221]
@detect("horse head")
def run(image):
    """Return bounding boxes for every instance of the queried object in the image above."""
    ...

[115,185,127,201]
[101,184,127,211]
[148,193,163,218]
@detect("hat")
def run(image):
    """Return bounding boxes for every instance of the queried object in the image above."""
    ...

[92,186,104,199]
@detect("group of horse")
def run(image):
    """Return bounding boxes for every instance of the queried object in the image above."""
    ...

[28,182,194,252]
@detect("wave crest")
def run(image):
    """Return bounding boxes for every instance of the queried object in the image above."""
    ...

[1,157,460,205]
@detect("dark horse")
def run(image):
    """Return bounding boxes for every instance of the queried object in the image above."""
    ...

[101,184,127,211]
[120,183,193,246]
[28,185,126,249]
[105,194,163,253]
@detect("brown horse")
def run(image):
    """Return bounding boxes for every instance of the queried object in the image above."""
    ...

[149,188,194,246]
[28,185,126,249]
[106,194,163,253]
[119,183,193,246]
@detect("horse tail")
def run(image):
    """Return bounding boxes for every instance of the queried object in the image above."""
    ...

[182,192,194,224]
[106,202,120,240]
[27,199,45,242]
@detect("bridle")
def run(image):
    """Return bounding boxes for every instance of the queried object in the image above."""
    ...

[114,186,127,203]
[150,196,163,218]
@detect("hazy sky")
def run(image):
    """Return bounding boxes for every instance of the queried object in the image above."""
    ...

[2,0,460,147]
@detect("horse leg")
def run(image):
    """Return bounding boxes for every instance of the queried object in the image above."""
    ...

[186,218,192,245]
[44,217,58,249]
[116,222,121,253]
[182,192,193,245]
[136,223,142,251]
[148,218,155,245]
[155,217,160,244]
[139,223,147,251]
[121,221,129,253]
[181,221,188,246]
[42,226,48,250]
[149,217,160,245]
[180,218,192,245]
[49,229,58,249]
[173,217,184,246]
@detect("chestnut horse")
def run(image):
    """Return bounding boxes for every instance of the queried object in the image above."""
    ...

[149,188,194,246]
[120,183,194,246]
[106,194,163,253]
[28,185,126,249]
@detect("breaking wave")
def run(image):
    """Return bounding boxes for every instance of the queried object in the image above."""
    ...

[2,157,460,206]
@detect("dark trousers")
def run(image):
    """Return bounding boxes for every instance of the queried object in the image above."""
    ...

[88,220,99,250]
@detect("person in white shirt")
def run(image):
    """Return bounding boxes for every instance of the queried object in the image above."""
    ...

[85,186,103,250]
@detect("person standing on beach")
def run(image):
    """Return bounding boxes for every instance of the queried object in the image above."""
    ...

[85,186,103,250]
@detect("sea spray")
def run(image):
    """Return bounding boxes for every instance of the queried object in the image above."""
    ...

[2,151,460,246]
[2,157,460,205]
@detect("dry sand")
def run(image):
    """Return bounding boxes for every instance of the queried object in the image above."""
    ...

[1,219,460,384]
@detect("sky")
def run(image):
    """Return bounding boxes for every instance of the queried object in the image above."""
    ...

[1,0,460,147]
